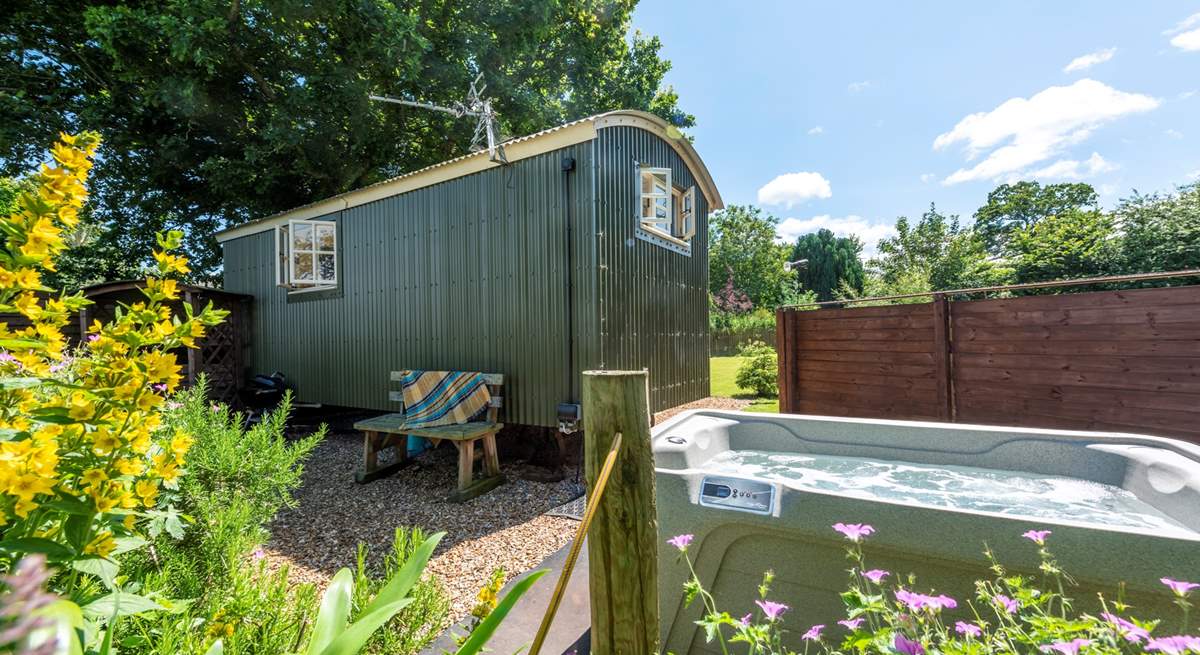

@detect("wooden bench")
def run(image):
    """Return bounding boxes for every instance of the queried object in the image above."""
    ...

[353,371,505,502]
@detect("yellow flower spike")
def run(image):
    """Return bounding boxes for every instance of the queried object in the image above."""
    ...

[13,498,38,519]
[81,468,108,487]
[115,458,146,477]
[9,473,54,502]
[84,531,116,558]
[92,431,120,456]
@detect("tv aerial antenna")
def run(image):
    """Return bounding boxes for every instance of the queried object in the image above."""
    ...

[369,72,508,164]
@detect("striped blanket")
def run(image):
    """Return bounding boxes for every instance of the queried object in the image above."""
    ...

[399,370,491,428]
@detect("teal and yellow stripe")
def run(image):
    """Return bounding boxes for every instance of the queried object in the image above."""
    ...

[400,370,490,427]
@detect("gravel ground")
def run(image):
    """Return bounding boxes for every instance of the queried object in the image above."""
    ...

[260,396,750,625]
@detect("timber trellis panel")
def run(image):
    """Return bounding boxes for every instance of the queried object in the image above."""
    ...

[775,285,1200,443]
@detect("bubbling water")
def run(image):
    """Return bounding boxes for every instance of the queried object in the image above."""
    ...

[704,449,1189,533]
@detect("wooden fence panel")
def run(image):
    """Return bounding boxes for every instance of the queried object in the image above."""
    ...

[776,285,1200,443]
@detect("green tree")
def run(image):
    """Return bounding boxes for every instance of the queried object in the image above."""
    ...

[1,0,693,284]
[972,181,1098,255]
[1116,182,1200,277]
[708,205,789,308]
[790,228,864,301]
[871,204,1011,294]
[1008,208,1121,285]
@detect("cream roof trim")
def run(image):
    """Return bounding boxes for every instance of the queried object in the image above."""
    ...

[215,110,723,243]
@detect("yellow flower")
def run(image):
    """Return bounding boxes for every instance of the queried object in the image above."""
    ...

[134,478,159,507]
[170,431,193,458]
[115,458,146,476]
[13,498,38,518]
[159,278,179,300]
[122,514,137,530]
[81,468,108,488]
[7,473,54,501]
[153,251,190,275]
[67,392,96,421]
[84,531,116,558]
[92,430,121,456]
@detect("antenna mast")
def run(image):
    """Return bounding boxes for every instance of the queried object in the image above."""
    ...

[370,72,508,163]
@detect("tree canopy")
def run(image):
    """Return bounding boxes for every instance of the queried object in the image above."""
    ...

[790,228,864,302]
[972,181,1098,255]
[1,0,692,285]
[708,205,788,309]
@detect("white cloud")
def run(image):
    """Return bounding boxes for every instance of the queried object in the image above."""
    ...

[1166,12,1200,51]
[757,172,832,208]
[848,80,872,93]
[807,125,824,135]
[934,79,1159,185]
[776,215,897,256]
[1063,47,1116,73]
[920,173,937,183]
[1028,152,1116,180]
[1180,90,1197,100]
[1166,128,1185,139]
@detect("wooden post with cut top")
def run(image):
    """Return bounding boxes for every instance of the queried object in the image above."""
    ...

[582,370,659,655]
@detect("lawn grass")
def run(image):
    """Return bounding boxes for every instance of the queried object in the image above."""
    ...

[710,356,779,413]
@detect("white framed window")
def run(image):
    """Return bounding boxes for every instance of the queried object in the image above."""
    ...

[275,219,337,290]
[639,167,673,235]
[638,166,698,250]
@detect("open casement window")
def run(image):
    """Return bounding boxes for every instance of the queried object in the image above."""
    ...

[275,219,337,290]
[639,167,673,235]
[638,166,699,253]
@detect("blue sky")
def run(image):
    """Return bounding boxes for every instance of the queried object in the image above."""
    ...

[631,2,1200,254]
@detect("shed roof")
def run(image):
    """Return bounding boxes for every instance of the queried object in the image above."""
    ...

[83,279,252,301]
[214,110,722,243]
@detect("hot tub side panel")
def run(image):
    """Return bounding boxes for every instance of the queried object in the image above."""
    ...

[220,143,597,428]
[588,126,711,413]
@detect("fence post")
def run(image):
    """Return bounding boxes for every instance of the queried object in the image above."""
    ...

[932,293,954,421]
[775,308,791,412]
[582,370,659,655]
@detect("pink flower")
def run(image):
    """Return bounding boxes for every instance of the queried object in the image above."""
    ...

[1145,635,1200,655]
[955,621,982,638]
[739,613,752,627]
[994,594,1019,614]
[166,401,182,410]
[1100,613,1150,643]
[151,383,168,392]
[802,624,824,641]
[755,599,789,621]
[1022,529,1051,545]
[86,334,100,343]
[838,618,864,631]
[251,548,266,560]
[1039,638,1090,655]
[1161,578,1200,597]
[895,589,957,612]
[211,403,221,412]
[862,569,890,584]
[893,633,925,655]
[666,534,693,551]
[833,523,875,542]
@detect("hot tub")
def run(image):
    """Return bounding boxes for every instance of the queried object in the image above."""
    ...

[653,411,1200,654]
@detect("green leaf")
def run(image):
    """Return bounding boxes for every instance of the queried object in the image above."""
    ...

[359,531,444,617]
[0,376,43,389]
[316,599,413,655]
[25,599,84,655]
[43,497,95,516]
[204,639,224,655]
[0,338,45,350]
[82,592,166,619]
[307,568,355,655]
[72,557,119,590]
[455,570,548,655]
[112,536,149,556]
[0,537,74,561]
[63,514,91,552]
[28,407,81,425]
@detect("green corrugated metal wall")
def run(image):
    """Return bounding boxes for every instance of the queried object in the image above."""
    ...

[222,125,709,426]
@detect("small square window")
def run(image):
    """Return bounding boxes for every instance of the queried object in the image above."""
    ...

[276,219,337,290]
[638,166,698,249]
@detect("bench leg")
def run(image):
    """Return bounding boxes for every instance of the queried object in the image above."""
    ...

[355,431,411,484]
[482,433,501,477]
[457,439,475,491]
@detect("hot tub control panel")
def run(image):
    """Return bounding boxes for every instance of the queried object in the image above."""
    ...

[699,475,775,515]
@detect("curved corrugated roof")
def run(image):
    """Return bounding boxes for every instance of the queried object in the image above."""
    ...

[215,110,722,242]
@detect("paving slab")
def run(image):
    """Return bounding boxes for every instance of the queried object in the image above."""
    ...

[424,538,591,655]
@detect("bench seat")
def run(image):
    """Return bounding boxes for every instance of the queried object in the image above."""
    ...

[353,413,504,441]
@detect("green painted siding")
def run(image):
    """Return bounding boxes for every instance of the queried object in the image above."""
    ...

[222,126,709,426]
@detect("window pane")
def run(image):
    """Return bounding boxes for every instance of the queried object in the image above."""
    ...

[317,254,336,282]
[315,224,336,251]
[655,197,669,219]
[292,223,313,250]
[293,252,314,281]
[641,171,654,194]
[653,174,668,195]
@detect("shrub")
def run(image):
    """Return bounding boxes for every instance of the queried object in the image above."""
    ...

[353,527,450,655]
[735,340,778,397]
[667,524,1199,655]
